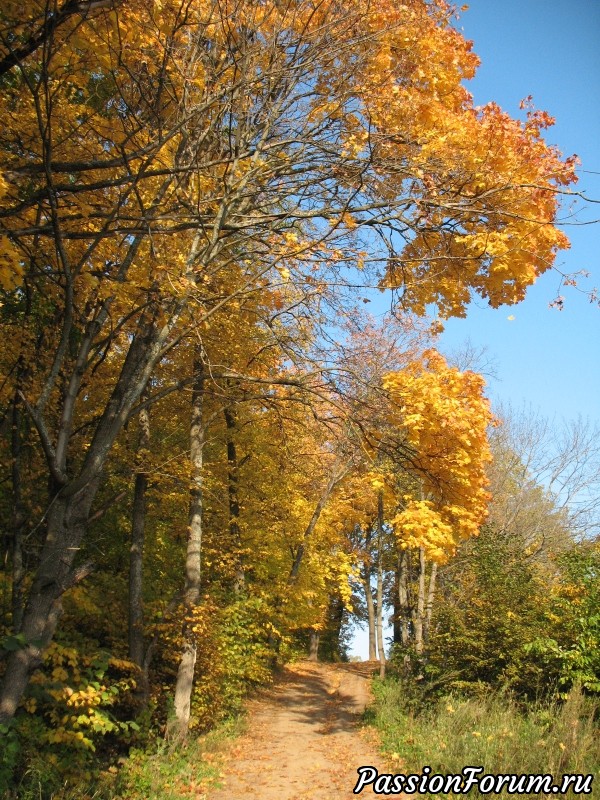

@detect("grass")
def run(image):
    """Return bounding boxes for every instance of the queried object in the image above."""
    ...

[367,679,599,798]
[111,716,246,800]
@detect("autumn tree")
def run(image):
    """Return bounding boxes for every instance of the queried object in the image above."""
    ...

[376,350,494,659]
[488,406,600,547]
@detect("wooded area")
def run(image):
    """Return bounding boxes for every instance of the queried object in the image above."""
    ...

[0,0,598,797]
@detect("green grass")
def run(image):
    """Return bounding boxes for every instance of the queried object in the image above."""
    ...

[368,679,599,798]
[111,716,245,800]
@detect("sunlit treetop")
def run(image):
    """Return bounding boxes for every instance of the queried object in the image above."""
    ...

[0,0,576,318]
[384,349,495,561]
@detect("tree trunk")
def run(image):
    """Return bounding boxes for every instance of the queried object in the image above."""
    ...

[170,357,204,741]
[129,400,150,671]
[0,485,95,723]
[414,547,426,655]
[224,403,245,593]
[184,359,204,606]
[376,492,386,678]
[362,560,377,661]
[424,561,438,642]
[327,595,346,660]
[397,550,411,647]
[392,566,401,646]
[10,390,25,634]
[308,629,320,661]
[172,642,197,739]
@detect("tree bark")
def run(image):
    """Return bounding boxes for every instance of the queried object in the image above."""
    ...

[376,492,386,678]
[363,574,377,661]
[308,629,320,661]
[327,595,346,660]
[424,561,438,642]
[10,389,26,634]
[224,403,245,593]
[0,484,95,723]
[129,399,150,671]
[392,566,401,646]
[170,357,204,741]
[362,522,378,662]
[414,547,426,655]
[397,550,411,647]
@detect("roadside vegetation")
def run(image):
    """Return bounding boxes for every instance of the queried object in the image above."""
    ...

[368,679,599,799]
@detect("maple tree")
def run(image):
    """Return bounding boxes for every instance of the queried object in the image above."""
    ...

[384,350,493,562]
[342,345,494,664]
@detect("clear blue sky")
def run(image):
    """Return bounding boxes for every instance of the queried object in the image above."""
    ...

[349,0,600,660]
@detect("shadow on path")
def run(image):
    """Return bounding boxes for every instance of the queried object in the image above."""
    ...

[207,661,389,800]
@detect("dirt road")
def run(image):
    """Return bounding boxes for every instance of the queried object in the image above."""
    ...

[207,661,388,800]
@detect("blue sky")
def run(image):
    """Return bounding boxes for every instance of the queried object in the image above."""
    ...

[349,0,600,659]
[438,0,600,422]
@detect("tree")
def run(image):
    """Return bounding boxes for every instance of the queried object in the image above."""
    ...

[385,350,494,561]
[488,406,600,547]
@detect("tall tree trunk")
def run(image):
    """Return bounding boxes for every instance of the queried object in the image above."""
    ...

[10,389,25,634]
[414,547,426,655]
[170,357,204,742]
[360,520,377,661]
[327,595,346,660]
[129,399,150,671]
[376,492,386,678]
[397,550,411,647]
[424,561,438,642]
[224,403,245,593]
[362,520,377,661]
[0,484,96,723]
[363,572,377,661]
[392,566,401,646]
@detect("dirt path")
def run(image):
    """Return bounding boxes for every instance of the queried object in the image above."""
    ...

[207,661,388,800]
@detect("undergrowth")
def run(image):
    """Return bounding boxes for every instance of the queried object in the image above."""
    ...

[112,716,245,800]
[367,678,599,798]
[4,716,243,800]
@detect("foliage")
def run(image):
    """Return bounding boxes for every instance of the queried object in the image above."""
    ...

[384,350,494,563]
[425,525,557,698]
[0,638,140,795]
[526,544,600,696]
[421,525,600,702]
[188,597,275,728]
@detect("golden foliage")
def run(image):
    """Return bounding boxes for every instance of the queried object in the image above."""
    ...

[384,350,494,561]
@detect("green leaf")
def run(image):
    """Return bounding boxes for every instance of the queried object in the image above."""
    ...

[1,634,27,652]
